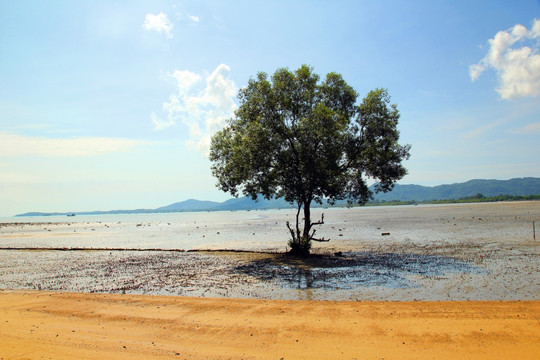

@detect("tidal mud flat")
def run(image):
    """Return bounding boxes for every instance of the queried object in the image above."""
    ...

[0,202,538,301]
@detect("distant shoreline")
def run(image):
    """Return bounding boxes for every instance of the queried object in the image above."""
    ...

[11,177,540,217]
[13,195,540,217]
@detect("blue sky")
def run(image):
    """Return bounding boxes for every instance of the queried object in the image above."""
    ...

[1,1,539,216]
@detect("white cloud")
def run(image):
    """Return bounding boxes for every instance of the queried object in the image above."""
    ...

[0,132,151,158]
[468,63,485,81]
[189,15,200,23]
[143,12,173,39]
[470,19,540,99]
[151,113,175,130]
[152,64,237,155]
[187,134,212,155]
[170,70,201,94]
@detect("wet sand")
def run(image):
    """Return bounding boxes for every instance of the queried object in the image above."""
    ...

[0,244,538,301]
[0,202,539,301]
[1,290,539,360]
[1,201,539,251]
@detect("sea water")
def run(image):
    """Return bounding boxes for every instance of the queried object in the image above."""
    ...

[0,209,307,250]
[1,203,538,251]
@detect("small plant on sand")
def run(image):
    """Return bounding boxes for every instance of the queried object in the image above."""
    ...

[210,65,410,256]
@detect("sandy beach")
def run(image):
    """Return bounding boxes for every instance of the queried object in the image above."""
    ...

[1,290,539,360]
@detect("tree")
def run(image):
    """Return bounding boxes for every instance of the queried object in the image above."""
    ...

[210,65,410,256]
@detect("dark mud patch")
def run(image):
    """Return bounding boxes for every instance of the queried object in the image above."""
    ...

[233,252,483,290]
[0,250,277,299]
[2,240,535,301]
[0,249,483,295]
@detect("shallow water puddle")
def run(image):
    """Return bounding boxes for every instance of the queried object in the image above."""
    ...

[233,252,483,290]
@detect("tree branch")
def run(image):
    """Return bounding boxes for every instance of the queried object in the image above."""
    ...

[286,221,296,241]
[311,213,325,226]
[309,226,330,243]
[311,237,330,242]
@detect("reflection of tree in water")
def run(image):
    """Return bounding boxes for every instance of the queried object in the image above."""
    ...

[290,267,314,289]
[234,252,483,290]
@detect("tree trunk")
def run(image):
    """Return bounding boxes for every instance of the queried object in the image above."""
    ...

[287,199,313,257]
[302,200,311,240]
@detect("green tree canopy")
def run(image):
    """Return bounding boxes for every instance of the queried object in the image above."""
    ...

[210,65,410,255]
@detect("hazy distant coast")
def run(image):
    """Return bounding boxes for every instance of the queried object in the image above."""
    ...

[14,177,540,217]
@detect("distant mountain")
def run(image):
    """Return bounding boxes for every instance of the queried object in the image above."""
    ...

[155,199,221,212]
[216,196,292,210]
[156,196,293,212]
[372,177,540,202]
[14,177,540,217]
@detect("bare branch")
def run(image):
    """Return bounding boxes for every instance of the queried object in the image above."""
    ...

[311,213,325,226]
[311,237,330,242]
[286,221,297,241]
[308,228,330,242]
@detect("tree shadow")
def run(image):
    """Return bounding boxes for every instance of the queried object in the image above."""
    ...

[233,252,484,290]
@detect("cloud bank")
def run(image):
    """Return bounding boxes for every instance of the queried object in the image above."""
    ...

[0,132,150,158]
[470,19,540,99]
[152,64,237,155]
[143,12,173,39]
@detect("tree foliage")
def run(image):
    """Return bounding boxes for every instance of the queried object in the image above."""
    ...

[210,65,410,255]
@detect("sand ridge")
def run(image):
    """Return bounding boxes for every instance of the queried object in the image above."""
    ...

[1,290,539,359]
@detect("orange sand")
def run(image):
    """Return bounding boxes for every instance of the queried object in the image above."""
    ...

[0,290,538,359]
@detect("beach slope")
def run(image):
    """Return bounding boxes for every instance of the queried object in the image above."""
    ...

[1,290,538,359]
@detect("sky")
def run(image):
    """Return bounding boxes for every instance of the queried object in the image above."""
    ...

[1,0,540,216]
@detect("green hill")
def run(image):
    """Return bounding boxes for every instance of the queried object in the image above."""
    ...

[372,177,540,202]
